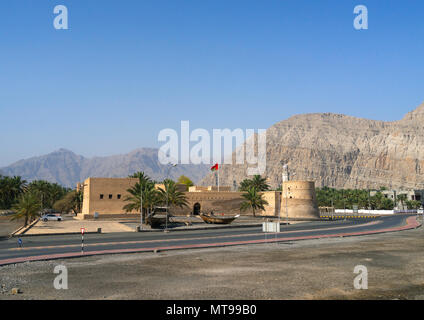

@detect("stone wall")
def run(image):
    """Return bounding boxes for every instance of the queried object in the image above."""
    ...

[79,178,318,219]
[81,177,139,216]
[281,181,319,218]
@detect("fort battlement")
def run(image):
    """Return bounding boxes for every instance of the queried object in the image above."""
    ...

[78,177,319,220]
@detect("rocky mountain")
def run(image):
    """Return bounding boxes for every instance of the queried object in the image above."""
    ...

[0,148,209,188]
[3,103,424,190]
[201,102,424,190]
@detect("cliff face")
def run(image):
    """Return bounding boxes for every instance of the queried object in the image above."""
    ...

[201,103,424,190]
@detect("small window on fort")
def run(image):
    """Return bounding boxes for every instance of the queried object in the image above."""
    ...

[109,194,113,199]
[100,194,104,199]
[117,194,121,199]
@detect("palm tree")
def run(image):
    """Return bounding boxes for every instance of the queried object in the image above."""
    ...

[46,183,69,208]
[240,187,269,217]
[129,171,150,180]
[369,191,394,210]
[251,175,270,191]
[397,194,408,210]
[239,179,252,192]
[123,172,159,218]
[27,180,51,209]
[27,180,69,210]
[157,179,188,210]
[239,175,270,192]
[11,192,41,227]
[0,175,27,209]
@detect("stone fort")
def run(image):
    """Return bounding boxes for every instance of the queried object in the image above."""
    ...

[77,177,319,220]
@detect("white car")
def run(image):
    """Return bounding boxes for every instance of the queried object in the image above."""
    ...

[41,214,62,222]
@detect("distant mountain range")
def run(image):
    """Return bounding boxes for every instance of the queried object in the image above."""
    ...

[3,102,424,191]
[0,148,209,188]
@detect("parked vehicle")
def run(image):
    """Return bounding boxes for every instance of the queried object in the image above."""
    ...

[41,214,62,222]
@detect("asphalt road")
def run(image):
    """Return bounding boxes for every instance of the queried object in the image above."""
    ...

[0,214,419,266]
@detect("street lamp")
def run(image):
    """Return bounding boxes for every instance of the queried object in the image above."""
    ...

[140,177,144,230]
[280,161,295,226]
[285,172,296,226]
[280,161,287,226]
[164,163,177,233]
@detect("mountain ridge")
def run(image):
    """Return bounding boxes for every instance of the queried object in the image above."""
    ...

[3,102,424,190]
[0,148,209,188]
[201,102,424,190]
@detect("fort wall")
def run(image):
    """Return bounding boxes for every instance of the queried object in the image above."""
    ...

[281,181,320,218]
[78,178,318,220]
[81,177,139,216]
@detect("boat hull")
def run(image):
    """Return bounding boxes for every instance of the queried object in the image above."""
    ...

[199,213,239,225]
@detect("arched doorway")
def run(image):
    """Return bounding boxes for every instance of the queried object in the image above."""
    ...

[193,203,201,215]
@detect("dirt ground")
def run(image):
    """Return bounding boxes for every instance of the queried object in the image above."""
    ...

[22,215,298,235]
[0,216,22,238]
[1,227,424,300]
[23,219,135,235]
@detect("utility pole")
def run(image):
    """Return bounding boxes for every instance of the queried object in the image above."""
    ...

[165,163,177,233]
[281,163,288,226]
[280,162,295,226]
[140,179,143,230]
[81,228,85,254]
[286,183,289,226]
[279,176,283,225]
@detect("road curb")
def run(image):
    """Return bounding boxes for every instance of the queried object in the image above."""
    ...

[9,218,40,238]
[12,222,276,237]
[12,230,101,238]
[137,223,266,233]
[0,216,420,266]
[6,218,323,238]
[9,226,25,238]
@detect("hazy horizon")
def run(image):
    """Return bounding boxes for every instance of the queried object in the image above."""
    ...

[1,1,424,166]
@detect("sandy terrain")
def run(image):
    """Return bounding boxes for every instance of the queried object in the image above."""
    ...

[23,219,135,235]
[19,216,303,235]
[1,227,424,300]
[0,216,22,238]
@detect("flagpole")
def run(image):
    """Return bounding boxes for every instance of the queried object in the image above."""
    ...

[218,165,219,192]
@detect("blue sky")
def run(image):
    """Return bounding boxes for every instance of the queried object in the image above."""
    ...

[1,0,423,166]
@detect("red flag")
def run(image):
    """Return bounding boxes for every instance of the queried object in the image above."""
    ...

[211,163,218,171]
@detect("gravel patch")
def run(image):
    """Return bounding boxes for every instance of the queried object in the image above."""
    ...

[1,228,424,300]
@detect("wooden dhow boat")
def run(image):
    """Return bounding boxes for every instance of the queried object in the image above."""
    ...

[199,212,240,225]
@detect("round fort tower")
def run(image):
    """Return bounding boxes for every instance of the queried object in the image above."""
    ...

[281,181,320,219]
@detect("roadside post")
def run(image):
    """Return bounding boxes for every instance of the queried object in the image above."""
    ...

[164,163,177,233]
[419,207,424,227]
[81,228,85,254]
[140,180,143,231]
